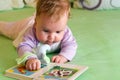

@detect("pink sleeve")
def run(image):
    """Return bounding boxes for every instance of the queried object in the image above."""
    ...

[60,27,77,61]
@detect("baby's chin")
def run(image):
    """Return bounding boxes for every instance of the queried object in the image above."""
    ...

[44,41,59,45]
[42,41,53,45]
[47,43,53,45]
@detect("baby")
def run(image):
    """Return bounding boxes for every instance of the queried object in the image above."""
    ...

[0,0,77,71]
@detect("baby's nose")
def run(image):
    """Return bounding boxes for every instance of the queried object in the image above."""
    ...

[48,34,54,41]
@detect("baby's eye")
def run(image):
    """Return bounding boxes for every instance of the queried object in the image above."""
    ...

[43,29,49,33]
[56,31,61,33]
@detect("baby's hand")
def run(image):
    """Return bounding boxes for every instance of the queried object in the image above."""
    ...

[52,55,68,63]
[25,58,41,71]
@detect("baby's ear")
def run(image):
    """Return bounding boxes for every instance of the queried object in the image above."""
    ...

[34,18,38,27]
[33,18,37,31]
[33,22,36,29]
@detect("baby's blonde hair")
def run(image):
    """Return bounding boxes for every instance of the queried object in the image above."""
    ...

[35,0,70,20]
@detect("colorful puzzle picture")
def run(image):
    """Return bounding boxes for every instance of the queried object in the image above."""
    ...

[6,65,35,76]
[38,66,78,80]
[6,64,47,76]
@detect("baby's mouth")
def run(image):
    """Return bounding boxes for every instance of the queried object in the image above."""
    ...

[46,41,53,45]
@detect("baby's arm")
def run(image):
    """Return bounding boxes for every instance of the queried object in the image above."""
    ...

[52,27,77,63]
[17,27,41,70]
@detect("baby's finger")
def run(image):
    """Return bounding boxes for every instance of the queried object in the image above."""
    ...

[54,56,61,63]
[32,63,37,71]
[51,56,57,62]
[36,61,41,70]
[59,59,65,63]
[26,63,32,71]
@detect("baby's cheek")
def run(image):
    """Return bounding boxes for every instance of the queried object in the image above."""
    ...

[38,35,46,42]
[56,36,62,42]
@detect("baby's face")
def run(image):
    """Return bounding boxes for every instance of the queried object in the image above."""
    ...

[34,13,68,45]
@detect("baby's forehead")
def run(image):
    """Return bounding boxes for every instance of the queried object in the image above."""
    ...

[37,11,69,22]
